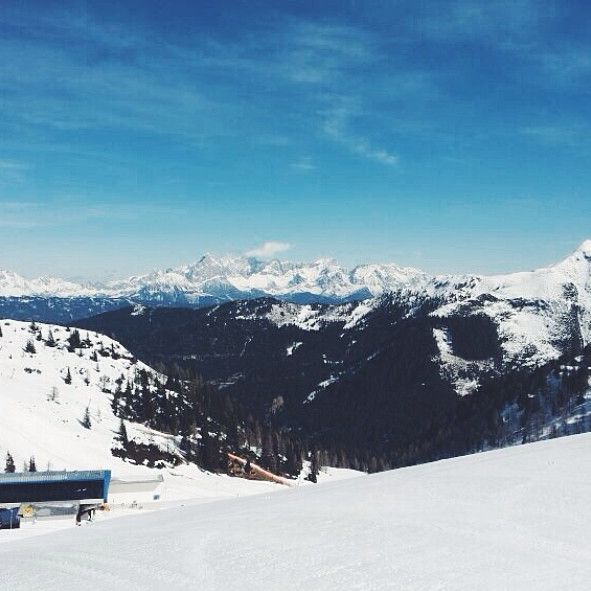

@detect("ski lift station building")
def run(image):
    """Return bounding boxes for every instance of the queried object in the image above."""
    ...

[0,470,111,506]
[0,470,165,529]
[0,470,111,529]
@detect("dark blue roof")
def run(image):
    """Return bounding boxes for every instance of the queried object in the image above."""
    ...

[0,470,110,485]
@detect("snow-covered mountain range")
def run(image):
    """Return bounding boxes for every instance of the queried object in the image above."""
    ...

[0,253,425,303]
[1,240,590,384]
[2,242,591,374]
[2,241,590,308]
[216,240,591,371]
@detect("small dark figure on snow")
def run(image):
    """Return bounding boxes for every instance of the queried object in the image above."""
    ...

[76,505,94,525]
[244,458,252,476]
[75,506,84,526]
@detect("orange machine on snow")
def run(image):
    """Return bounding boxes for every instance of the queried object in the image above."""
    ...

[227,453,291,486]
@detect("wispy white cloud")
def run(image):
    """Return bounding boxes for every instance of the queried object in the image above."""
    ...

[277,21,376,84]
[246,241,292,258]
[290,157,316,171]
[323,106,398,166]
[521,124,590,146]
[536,48,591,85]
[0,160,28,170]
[415,0,551,44]
[0,6,417,179]
[0,198,184,230]
[413,1,591,88]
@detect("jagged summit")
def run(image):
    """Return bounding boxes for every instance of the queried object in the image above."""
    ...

[574,239,591,257]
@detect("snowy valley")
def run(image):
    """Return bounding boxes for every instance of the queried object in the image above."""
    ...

[74,242,591,473]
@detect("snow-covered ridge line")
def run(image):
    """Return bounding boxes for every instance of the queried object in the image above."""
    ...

[0,253,425,300]
[2,241,590,306]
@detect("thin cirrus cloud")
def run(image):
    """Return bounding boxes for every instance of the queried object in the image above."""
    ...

[290,157,316,171]
[323,106,398,167]
[520,125,590,146]
[0,7,405,168]
[415,0,544,42]
[412,0,591,88]
[245,241,292,258]
[0,199,184,229]
[0,160,29,170]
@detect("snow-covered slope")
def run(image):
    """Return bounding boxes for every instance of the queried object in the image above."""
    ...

[0,319,175,474]
[479,239,591,347]
[477,240,591,302]
[2,434,590,590]
[432,240,591,372]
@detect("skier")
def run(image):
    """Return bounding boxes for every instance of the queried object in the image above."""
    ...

[76,505,94,525]
[75,506,84,526]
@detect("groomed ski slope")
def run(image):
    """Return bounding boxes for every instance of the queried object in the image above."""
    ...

[2,434,590,590]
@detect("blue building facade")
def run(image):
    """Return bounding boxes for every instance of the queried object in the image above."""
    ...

[0,470,111,506]
[0,507,20,529]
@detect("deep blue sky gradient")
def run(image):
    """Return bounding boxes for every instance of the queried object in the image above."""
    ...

[1,0,590,280]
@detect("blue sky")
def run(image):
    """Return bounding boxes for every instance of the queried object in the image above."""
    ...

[1,0,590,280]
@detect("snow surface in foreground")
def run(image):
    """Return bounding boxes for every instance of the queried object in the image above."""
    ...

[1,434,590,590]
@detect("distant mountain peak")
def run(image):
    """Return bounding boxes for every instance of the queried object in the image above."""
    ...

[575,239,591,257]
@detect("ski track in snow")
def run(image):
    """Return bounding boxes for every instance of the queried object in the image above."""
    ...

[1,434,590,590]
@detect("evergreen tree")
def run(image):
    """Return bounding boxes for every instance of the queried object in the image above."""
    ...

[24,340,36,354]
[5,451,15,473]
[46,330,56,347]
[200,428,220,472]
[64,367,72,385]
[67,329,82,352]
[117,418,129,446]
[82,406,92,429]
[306,448,319,483]
[111,385,122,417]
[29,456,37,472]
[48,386,59,403]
